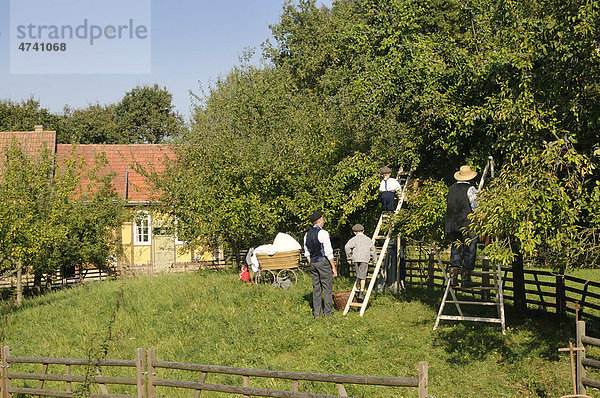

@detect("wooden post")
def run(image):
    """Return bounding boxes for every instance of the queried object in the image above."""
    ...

[65,365,72,393]
[147,348,156,398]
[16,263,23,307]
[576,320,586,395]
[290,380,299,392]
[427,252,435,289]
[2,346,11,398]
[556,274,566,317]
[481,258,490,301]
[193,372,207,398]
[418,361,428,398]
[242,375,250,398]
[136,348,145,398]
[512,252,526,312]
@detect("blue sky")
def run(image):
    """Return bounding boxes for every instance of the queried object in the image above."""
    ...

[0,0,332,120]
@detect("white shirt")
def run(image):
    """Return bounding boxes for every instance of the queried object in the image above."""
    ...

[457,181,478,209]
[379,177,401,192]
[303,227,334,261]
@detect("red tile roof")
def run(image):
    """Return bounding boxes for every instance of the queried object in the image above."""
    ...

[0,130,57,160]
[0,128,174,202]
[56,144,175,202]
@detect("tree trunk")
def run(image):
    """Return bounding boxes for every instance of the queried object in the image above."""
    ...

[33,272,42,296]
[16,261,23,306]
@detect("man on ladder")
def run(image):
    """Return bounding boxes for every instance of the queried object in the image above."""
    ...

[445,165,479,288]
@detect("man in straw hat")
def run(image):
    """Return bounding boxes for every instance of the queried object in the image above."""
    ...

[304,210,338,317]
[445,165,479,288]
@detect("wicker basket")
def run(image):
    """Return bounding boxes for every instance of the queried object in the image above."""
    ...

[333,291,352,311]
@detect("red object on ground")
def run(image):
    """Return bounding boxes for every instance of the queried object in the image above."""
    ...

[239,266,250,282]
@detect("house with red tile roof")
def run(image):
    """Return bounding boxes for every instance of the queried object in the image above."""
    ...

[0,126,211,274]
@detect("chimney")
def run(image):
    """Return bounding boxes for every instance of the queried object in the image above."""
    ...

[34,125,43,132]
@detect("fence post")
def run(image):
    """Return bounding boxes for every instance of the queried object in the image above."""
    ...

[147,348,156,398]
[512,252,526,312]
[136,348,145,398]
[481,258,490,301]
[418,361,428,398]
[556,274,566,317]
[576,321,586,395]
[427,252,435,289]
[1,346,11,398]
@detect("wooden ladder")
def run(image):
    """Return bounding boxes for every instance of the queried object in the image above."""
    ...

[432,156,506,334]
[343,168,413,317]
[432,250,506,334]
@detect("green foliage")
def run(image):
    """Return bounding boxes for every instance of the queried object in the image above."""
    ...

[58,104,121,144]
[0,143,127,285]
[114,84,185,144]
[156,0,599,268]
[0,98,59,132]
[397,179,448,245]
[472,138,599,271]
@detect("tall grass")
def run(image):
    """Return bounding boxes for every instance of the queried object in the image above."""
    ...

[1,269,596,397]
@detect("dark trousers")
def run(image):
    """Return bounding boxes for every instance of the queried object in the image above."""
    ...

[450,231,477,270]
[381,191,395,212]
[310,260,333,317]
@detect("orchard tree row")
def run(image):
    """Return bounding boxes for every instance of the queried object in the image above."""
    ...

[154,0,600,272]
[0,84,185,144]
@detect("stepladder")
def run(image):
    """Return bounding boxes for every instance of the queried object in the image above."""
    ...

[343,168,412,317]
[432,248,506,334]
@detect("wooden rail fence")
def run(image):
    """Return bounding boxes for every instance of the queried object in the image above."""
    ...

[576,321,600,395]
[404,257,600,322]
[0,347,428,398]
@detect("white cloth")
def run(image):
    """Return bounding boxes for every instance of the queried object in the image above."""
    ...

[303,227,334,261]
[272,232,302,252]
[250,233,302,272]
[379,177,401,192]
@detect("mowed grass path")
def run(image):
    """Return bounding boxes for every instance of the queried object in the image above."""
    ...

[1,269,597,397]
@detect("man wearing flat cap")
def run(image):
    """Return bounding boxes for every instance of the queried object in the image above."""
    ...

[379,166,402,213]
[304,210,338,317]
[445,165,479,288]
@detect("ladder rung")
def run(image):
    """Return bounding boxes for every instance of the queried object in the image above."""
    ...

[453,286,496,291]
[348,302,363,308]
[445,300,497,306]
[438,315,503,323]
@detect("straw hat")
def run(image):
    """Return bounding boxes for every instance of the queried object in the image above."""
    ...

[454,165,477,181]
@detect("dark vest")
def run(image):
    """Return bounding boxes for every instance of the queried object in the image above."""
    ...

[306,226,326,263]
[445,182,473,233]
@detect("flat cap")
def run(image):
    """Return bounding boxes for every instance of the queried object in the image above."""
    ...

[309,210,324,223]
[352,224,364,232]
[380,166,392,174]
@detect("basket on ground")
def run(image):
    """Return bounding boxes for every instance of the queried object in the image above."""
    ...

[333,291,352,311]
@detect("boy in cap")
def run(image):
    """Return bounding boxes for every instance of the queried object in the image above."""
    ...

[379,166,402,213]
[344,224,377,301]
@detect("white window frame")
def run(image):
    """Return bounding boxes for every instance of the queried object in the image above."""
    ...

[133,211,152,246]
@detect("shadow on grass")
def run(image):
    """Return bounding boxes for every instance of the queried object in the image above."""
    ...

[403,284,585,366]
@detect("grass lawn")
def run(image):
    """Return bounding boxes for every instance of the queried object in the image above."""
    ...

[1,269,599,397]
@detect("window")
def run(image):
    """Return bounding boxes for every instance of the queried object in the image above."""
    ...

[134,211,152,245]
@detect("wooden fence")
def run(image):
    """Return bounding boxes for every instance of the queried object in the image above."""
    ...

[0,347,428,398]
[403,257,600,322]
[576,321,600,395]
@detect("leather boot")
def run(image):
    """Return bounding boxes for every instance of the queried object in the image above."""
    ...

[449,267,459,287]
[461,268,479,288]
